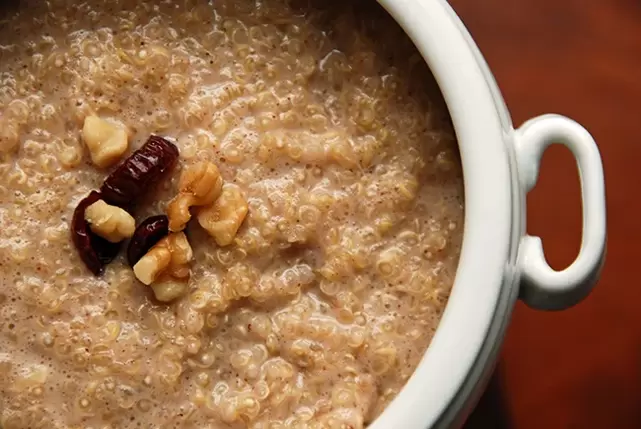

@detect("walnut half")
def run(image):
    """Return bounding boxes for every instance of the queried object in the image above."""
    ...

[167,161,224,232]
[197,184,248,246]
[133,232,193,302]
[84,199,135,243]
[82,116,129,168]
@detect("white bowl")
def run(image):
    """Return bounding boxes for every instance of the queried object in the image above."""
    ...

[370,0,607,428]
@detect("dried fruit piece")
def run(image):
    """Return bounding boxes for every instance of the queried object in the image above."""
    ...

[101,135,179,207]
[71,191,121,275]
[197,184,248,246]
[167,162,223,232]
[133,232,193,302]
[127,215,169,267]
[82,116,129,168]
[84,200,135,243]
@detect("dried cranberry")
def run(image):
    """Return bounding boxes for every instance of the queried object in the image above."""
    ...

[127,215,170,267]
[71,191,121,276]
[101,135,179,207]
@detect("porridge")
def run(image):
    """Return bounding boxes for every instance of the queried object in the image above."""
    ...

[0,0,464,428]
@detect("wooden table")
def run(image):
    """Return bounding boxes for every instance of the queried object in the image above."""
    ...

[445,0,641,428]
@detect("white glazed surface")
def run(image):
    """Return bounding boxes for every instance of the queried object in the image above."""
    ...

[372,0,606,428]
[516,115,606,310]
[371,0,514,428]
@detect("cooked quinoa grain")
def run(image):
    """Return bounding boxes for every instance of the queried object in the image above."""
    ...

[0,0,464,428]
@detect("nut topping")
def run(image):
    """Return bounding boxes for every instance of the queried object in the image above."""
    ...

[84,200,135,243]
[150,279,189,303]
[82,116,129,168]
[167,162,223,232]
[71,191,122,275]
[133,232,193,302]
[197,184,248,246]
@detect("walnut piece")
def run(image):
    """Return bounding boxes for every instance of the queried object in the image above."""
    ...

[84,200,136,243]
[82,116,129,168]
[197,184,248,246]
[167,162,224,232]
[150,279,189,303]
[133,232,193,301]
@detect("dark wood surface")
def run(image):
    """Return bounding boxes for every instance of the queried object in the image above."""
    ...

[445,0,641,428]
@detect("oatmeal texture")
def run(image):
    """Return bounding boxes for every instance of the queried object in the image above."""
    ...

[0,0,464,428]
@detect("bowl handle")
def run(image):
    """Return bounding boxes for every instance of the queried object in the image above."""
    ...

[514,114,606,310]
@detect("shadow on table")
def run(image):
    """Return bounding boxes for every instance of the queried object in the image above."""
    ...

[463,366,514,429]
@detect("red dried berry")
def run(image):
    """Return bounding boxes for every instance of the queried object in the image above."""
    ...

[127,215,170,267]
[101,135,179,207]
[71,191,121,276]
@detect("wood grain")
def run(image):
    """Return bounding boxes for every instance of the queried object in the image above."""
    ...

[445,0,641,428]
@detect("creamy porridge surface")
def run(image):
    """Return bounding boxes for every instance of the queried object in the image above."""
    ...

[0,0,464,428]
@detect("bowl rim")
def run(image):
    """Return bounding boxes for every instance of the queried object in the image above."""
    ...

[370,0,515,427]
